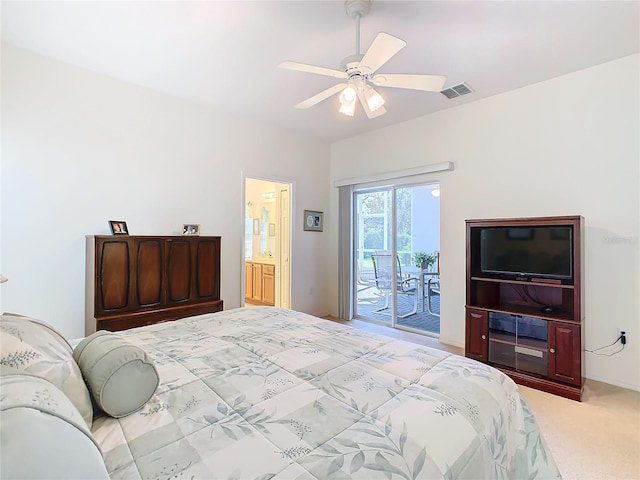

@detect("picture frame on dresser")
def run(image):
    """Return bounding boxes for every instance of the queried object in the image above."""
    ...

[108,220,128,235]
[182,224,200,236]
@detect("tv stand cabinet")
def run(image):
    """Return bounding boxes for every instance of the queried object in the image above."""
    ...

[465,216,584,401]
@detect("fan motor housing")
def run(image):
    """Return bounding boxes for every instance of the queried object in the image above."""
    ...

[341,56,364,74]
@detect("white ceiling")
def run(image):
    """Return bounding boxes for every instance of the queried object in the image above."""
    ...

[2,1,639,143]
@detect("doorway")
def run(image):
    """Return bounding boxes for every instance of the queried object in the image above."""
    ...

[353,182,440,336]
[243,177,292,308]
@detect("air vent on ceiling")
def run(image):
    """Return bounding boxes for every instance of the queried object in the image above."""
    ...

[441,82,473,99]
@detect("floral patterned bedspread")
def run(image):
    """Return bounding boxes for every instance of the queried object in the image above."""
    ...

[91,307,561,479]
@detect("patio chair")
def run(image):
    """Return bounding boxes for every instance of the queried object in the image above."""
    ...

[356,260,376,287]
[426,276,440,316]
[356,262,378,305]
[371,254,418,318]
[425,252,440,316]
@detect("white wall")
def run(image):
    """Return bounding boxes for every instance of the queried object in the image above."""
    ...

[1,44,332,338]
[330,54,640,390]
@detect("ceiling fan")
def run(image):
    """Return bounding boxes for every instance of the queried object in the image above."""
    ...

[278,0,446,118]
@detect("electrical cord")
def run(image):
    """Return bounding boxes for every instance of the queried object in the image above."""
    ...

[508,284,553,307]
[585,335,626,356]
[508,284,529,303]
[522,285,547,306]
[587,345,625,356]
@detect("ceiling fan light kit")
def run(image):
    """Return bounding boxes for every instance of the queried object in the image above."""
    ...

[278,0,446,119]
[363,84,385,111]
[339,100,356,117]
[340,85,357,104]
[338,85,357,116]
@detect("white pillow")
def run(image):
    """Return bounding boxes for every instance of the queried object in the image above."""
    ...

[0,374,109,479]
[0,313,94,428]
[73,331,159,417]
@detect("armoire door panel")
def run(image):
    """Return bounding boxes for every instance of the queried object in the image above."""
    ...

[99,241,130,311]
[167,240,191,302]
[196,240,220,299]
[136,239,163,306]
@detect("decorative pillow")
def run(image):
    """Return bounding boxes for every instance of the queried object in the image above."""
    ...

[73,330,159,417]
[0,374,109,479]
[0,313,94,428]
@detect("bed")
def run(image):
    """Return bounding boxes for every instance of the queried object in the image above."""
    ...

[0,307,561,479]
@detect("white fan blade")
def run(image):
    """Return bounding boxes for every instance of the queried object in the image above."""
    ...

[278,61,347,79]
[359,32,406,75]
[357,89,387,119]
[371,74,446,92]
[294,83,347,109]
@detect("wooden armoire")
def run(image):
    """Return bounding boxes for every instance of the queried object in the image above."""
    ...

[85,235,223,334]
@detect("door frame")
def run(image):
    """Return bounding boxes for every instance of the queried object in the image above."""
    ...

[241,173,294,308]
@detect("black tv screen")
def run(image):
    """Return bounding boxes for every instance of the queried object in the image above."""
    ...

[480,226,573,280]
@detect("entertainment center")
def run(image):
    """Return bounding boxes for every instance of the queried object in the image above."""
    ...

[465,215,584,400]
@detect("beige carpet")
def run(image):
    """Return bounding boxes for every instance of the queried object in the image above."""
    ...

[325,317,640,479]
[521,381,640,480]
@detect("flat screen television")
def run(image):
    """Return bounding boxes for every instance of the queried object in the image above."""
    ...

[480,226,573,281]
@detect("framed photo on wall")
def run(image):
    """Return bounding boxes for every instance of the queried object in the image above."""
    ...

[109,221,129,235]
[182,224,200,236]
[303,210,323,232]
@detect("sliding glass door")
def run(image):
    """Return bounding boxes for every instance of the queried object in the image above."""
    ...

[354,188,392,323]
[353,182,440,335]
